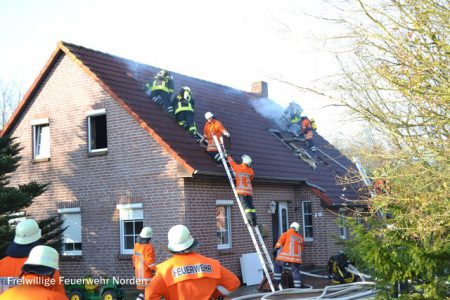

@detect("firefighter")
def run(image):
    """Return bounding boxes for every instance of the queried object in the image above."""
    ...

[145,69,174,115]
[282,102,302,133]
[198,112,230,162]
[0,245,68,300]
[172,87,197,136]
[133,227,156,300]
[0,219,64,295]
[145,225,240,300]
[301,116,316,152]
[226,154,257,226]
[273,222,305,289]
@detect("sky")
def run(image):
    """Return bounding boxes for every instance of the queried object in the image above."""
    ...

[0,0,356,141]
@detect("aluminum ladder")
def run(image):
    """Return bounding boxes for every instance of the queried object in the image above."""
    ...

[213,135,278,292]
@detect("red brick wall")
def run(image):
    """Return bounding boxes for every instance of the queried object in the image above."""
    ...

[184,178,344,277]
[7,54,186,278]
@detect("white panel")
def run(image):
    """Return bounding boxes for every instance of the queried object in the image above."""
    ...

[30,118,49,125]
[63,213,81,243]
[216,200,234,206]
[119,208,143,220]
[240,253,263,285]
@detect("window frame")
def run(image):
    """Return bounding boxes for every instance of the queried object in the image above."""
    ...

[339,208,348,240]
[117,203,143,255]
[302,201,314,241]
[216,200,233,250]
[86,109,107,153]
[58,207,82,256]
[32,118,50,159]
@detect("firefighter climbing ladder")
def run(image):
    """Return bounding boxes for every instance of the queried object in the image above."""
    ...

[212,135,277,292]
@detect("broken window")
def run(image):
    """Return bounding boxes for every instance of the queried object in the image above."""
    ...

[33,121,50,159]
[302,201,313,241]
[216,200,232,249]
[87,109,107,152]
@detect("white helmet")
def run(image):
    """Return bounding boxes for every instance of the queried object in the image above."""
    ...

[205,112,214,120]
[167,225,198,252]
[290,222,301,232]
[24,245,59,270]
[14,219,41,245]
[140,227,153,238]
[242,155,252,166]
[182,86,191,92]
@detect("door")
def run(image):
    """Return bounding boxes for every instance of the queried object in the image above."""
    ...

[272,202,289,246]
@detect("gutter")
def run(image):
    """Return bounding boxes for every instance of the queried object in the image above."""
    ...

[192,169,326,192]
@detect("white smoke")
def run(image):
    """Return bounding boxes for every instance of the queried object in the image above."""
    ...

[250,98,286,129]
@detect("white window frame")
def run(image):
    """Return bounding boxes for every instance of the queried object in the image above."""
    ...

[278,202,289,237]
[216,200,233,250]
[117,203,143,255]
[32,118,50,159]
[58,207,82,256]
[339,208,348,239]
[86,109,107,153]
[302,201,314,241]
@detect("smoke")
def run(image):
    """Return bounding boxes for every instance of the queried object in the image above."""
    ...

[250,98,286,129]
[125,60,151,84]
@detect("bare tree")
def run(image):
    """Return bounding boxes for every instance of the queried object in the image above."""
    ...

[0,80,22,129]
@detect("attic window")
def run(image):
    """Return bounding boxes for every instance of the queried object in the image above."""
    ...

[32,118,50,160]
[270,129,317,169]
[86,109,107,153]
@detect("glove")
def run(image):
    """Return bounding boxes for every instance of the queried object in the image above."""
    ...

[273,248,278,258]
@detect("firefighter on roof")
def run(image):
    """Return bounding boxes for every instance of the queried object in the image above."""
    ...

[145,69,174,115]
[282,102,303,133]
[226,154,257,226]
[172,87,197,136]
[145,225,240,300]
[273,222,305,289]
[199,112,230,162]
[133,227,156,300]
[301,116,316,152]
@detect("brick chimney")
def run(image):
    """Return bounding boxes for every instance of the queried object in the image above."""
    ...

[251,81,268,98]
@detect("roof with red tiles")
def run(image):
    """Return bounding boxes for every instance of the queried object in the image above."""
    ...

[1,41,362,207]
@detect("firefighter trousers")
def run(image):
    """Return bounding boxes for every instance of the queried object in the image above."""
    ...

[274,260,302,288]
[239,195,256,226]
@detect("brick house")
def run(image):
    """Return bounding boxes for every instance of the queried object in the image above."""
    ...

[1,41,360,279]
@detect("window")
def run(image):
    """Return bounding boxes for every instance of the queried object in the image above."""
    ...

[58,208,82,256]
[302,201,313,241]
[32,119,50,159]
[216,200,233,249]
[87,109,107,152]
[117,203,143,254]
[339,209,348,239]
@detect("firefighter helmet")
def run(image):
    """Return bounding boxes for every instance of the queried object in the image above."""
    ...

[140,227,153,238]
[290,222,301,231]
[14,219,42,245]
[167,225,198,252]
[242,155,252,166]
[205,112,214,120]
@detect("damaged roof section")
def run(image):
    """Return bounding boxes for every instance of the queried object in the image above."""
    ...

[1,41,362,207]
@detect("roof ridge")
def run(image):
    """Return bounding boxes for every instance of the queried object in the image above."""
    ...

[58,41,258,98]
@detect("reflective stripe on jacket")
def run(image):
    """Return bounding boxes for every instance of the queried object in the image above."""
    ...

[204,119,227,152]
[275,228,305,264]
[173,92,194,114]
[227,157,254,196]
[145,252,240,300]
[0,274,68,300]
[133,243,156,290]
[149,77,174,94]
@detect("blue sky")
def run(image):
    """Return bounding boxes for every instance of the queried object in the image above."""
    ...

[0,0,355,140]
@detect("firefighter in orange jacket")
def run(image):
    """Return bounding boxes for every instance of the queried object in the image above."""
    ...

[301,116,316,152]
[133,227,156,300]
[145,225,240,300]
[199,112,230,162]
[0,245,68,300]
[0,219,64,295]
[273,222,305,288]
[227,154,257,226]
